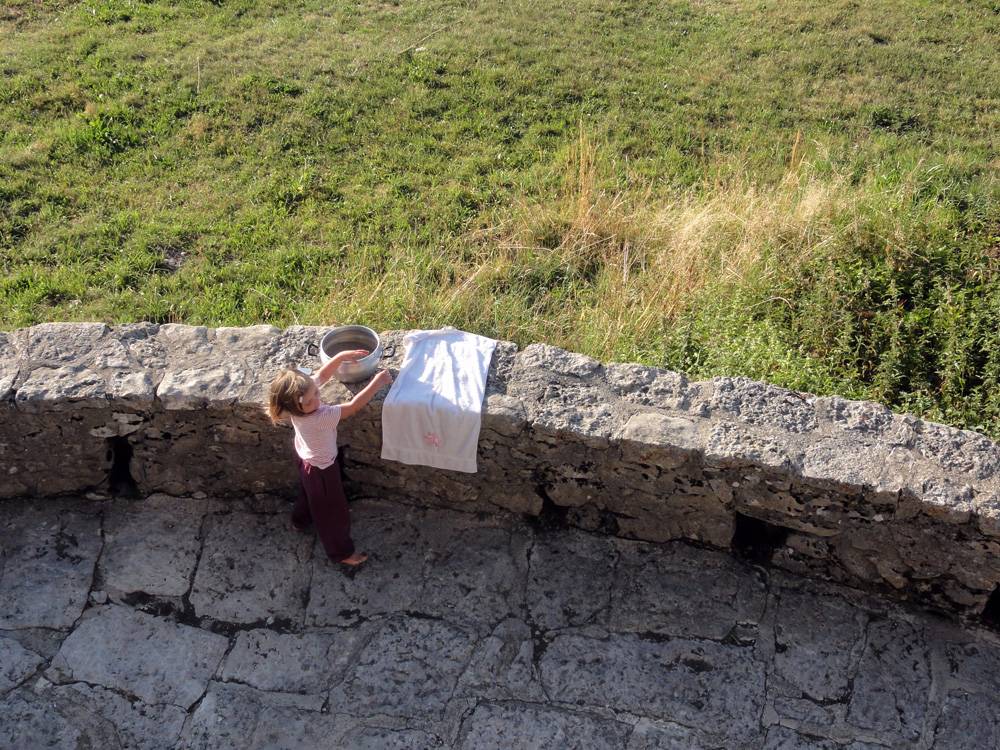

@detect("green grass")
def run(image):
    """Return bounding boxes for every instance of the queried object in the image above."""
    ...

[1,0,999,435]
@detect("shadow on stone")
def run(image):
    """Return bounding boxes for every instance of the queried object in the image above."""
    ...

[525,485,569,532]
[107,436,138,499]
[980,585,1000,630]
[732,512,788,565]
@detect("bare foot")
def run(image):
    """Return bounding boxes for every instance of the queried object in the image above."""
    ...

[339,552,368,567]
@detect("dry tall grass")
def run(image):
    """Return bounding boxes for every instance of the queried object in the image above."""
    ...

[446,131,859,359]
[317,129,953,368]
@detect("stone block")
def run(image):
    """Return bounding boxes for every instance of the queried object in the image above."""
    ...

[620,412,704,461]
[627,719,726,750]
[131,410,293,496]
[846,617,930,743]
[0,504,102,629]
[457,618,545,702]
[527,383,622,447]
[917,477,974,524]
[335,725,446,748]
[458,702,631,749]
[482,393,527,436]
[478,480,543,515]
[800,439,886,493]
[932,690,1000,749]
[22,322,110,366]
[14,353,156,410]
[0,331,21,400]
[817,395,916,447]
[157,365,250,410]
[101,495,211,598]
[417,510,529,630]
[705,421,800,472]
[15,365,109,410]
[606,362,688,408]
[516,343,603,379]
[762,725,884,749]
[611,483,734,547]
[944,640,1000,696]
[0,637,46,694]
[526,531,618,630]
[916,420,1000,481]
[768,691,840,728]
[0,410,114,497]
[51,682,187,750]
[0,688,121,750]
[190,512,312,625]
[327,616,477,720]
[154,324,214,361]
[118,322,167,370]
[220,628,368,695]
[772,588,865,701]
[540,632,766,747]
[973,491,1000,538]
[609,541,766,640]
[47,605,229,709]
[105,370,157,406]
[710,376,818,433]
[178,681,332,750]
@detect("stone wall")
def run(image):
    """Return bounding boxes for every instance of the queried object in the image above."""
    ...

[2,323,1000,621]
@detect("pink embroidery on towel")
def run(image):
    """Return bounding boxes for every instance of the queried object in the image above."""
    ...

[423,432,441,448]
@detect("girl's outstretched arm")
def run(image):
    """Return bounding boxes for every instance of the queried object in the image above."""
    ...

[315,349,369,386]
[340,370,393,419]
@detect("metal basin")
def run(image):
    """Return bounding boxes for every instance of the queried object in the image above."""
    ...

[309,325,393,383]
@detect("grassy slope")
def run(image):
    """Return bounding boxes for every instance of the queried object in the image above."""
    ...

[1,0,998,433]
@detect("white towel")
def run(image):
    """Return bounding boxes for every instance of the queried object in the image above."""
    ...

[380,328,497,473]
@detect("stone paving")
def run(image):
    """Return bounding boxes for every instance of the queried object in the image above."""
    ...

[2,495,1000,749]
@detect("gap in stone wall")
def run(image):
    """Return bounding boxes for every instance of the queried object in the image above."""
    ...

[732,512,789,565]
[526,484,569,532]
[107,436,138,499]
[981,585,1000,629]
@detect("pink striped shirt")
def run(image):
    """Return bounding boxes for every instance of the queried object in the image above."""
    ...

[290,404,342,469]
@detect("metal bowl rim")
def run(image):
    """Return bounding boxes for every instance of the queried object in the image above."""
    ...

[320,325,382,363]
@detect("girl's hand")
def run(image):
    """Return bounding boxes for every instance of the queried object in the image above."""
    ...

[317,349,370,385]
[335,349,370,364]
[372,369,393,389]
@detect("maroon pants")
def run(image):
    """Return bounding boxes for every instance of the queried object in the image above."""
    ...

[292,457,355,562]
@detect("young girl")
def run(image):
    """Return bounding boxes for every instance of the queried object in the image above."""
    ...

[267,350,392,566]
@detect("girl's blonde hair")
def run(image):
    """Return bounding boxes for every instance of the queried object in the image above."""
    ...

[267,369,313,424]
